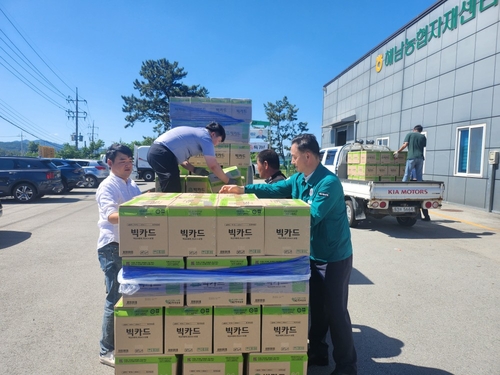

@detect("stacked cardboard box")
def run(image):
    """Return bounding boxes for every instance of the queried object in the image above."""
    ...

[169,97,252,192]
[347,150,407,181]
[115,193,310,375]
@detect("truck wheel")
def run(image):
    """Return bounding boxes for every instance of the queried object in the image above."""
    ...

[396,217,417,227]
[143,170,155,182]
[345,200,358,228]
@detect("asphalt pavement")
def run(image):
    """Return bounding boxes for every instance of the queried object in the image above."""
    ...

[0,181,499,374]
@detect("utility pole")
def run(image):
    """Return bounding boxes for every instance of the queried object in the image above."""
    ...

[66,87,87,150]
[88,121,99,143]
[20,132,23,156]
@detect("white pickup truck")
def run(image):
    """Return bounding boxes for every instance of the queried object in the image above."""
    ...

[133,145,155,182]
[320,144,445,227]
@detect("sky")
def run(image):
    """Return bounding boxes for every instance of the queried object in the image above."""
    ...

[0,0,437,150]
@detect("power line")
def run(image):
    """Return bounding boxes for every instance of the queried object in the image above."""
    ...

[0,30,68,99]
[0,7,74,93]
[0,99,67,144]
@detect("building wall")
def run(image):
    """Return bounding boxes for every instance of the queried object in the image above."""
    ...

[322,0,500,211]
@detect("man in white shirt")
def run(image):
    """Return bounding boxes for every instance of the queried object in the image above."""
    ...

[95,144,141,367]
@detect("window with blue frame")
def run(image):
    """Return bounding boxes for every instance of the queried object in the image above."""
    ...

[455,124,485,176]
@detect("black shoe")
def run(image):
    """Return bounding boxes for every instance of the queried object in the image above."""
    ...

[421,216,431,221]
[307,355,329,367]
[331,369,357,375]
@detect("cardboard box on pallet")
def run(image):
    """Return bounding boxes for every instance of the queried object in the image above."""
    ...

[208,166,243,193]
[376,165,388,176]
[347,151,360,164]
[185,176,212,194]
[215,144,231,167]
[261,199,310,256]
[387,165,400,176]
[168,195,217,257]
[229,144,251,167]
[213,306,261,354]
[347,164,358,176]
[359,150,381,164]
[395,151,408,165]
[185,257,247,306]
[169,97,251,144]
[164,306,213,354]
[121,258,185,307]
[118,194,179,257]
[216,195,264,256]
[188,144,230,168]
[246,353,308,375]
[115,356,178,375]
[380,151,395,164]
[114,298,164,356]
[183,355,243,375]
[249,257,308,306]
[261,305,309,353]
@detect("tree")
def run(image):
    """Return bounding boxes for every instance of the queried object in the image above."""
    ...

[24,141,39,157]
[264,96,309,165]
[57,144,84,159]
[122,59,209,136]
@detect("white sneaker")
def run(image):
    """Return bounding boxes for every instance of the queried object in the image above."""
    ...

[99,351,115,367]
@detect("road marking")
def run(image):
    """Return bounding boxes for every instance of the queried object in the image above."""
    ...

[432,211,498,232]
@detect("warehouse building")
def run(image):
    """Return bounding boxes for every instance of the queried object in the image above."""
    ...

[322,0,500,212]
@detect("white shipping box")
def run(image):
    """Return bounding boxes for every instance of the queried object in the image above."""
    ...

[114,298,163,356]
[216,195,264,256]
[247,353,308,375]
[168,195,217,257]
[118,194,179,257]
[261,199,310,256]
[121,258,184,307]
[183,355,243,375]
[115,356,178,375]
[164,306,212,355]
[249,257,308,305]
[213,306,260,354]
[261,305,309,353]
[185,257,247,306]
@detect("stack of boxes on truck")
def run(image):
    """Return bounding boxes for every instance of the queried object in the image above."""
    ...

[347,150,407,181]
[169,97,252,193]
[115,193,311,375]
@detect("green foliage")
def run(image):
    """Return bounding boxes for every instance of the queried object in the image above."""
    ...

[122,59,209,136]
[264,96,309,164]
[57,144,84,159]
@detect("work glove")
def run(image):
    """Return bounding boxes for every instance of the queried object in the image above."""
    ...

[192,167,210,176]
[393,152,399,159]
[227,178,238,185]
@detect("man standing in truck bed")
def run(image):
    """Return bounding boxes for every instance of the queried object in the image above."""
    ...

[394,124,430,221]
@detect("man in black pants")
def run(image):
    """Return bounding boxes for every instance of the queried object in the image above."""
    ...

[147,122,236,192]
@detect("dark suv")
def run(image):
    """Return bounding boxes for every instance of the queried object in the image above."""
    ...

[44,158,86,192]
[0,157,64,202]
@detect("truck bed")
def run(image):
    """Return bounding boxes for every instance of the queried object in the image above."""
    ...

[340,179,445,201]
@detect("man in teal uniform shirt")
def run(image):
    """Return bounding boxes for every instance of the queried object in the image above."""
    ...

[220,134,357,375]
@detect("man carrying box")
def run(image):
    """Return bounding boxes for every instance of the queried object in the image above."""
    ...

[96,144,142,367]
[220,134,357,375]
[147,121,237,192]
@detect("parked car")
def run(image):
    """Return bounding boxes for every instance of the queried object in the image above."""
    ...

[68,159,109,188]
[43,158,86,192]
[0,156,64,203]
